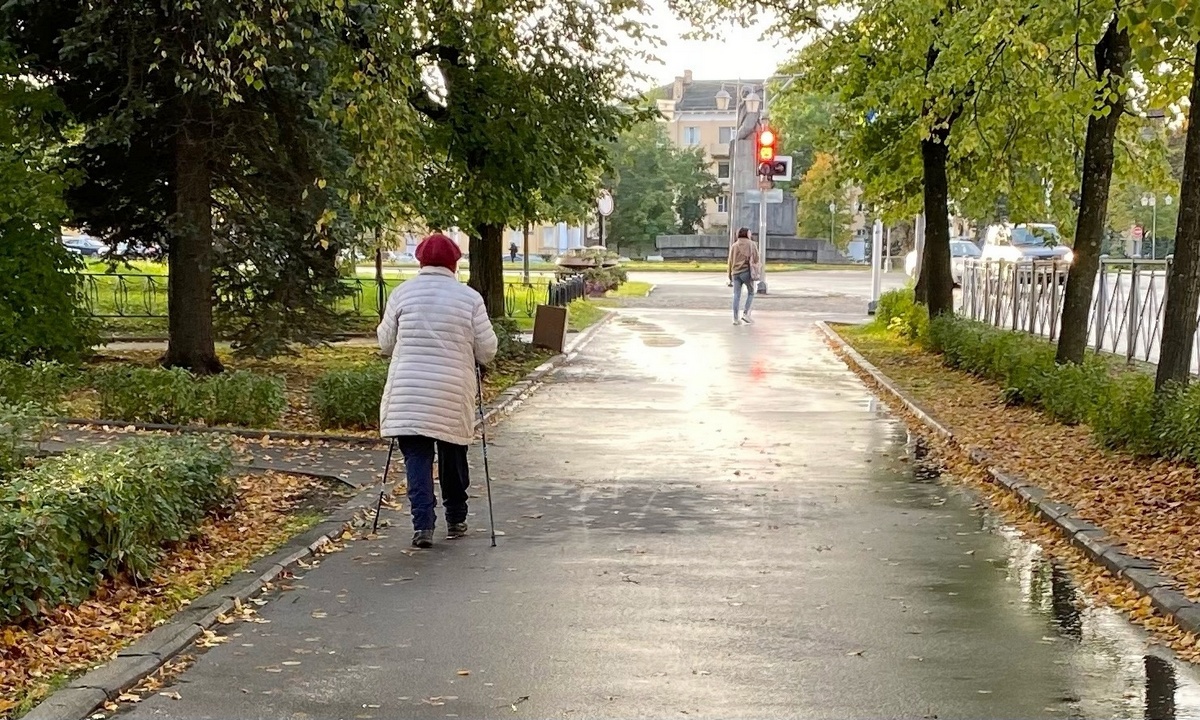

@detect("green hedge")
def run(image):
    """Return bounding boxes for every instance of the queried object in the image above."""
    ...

[311,363,387,430]
[92,367,286,427]
[0,438,233,621]
[926,315,1200,463]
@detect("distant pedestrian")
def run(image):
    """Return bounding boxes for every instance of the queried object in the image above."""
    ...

[510,241,519,263]
[727,228,761,325]
[378,233,498,549]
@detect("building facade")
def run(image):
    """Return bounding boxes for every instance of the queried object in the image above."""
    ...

[656,71,764,233]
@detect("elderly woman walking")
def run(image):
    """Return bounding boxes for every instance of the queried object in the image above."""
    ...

[378,233,498,548]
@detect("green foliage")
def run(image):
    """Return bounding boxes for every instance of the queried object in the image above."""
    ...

[0,403,46,479]
[92,368,285,427]
[926,315,1200,462]
[0,43,98,363]
[582,265,629,295]
[310,363,387,430]
[874,289,929,343]
[0,438,233,622]
[604,119,720,256]
[0,360,82,408]
[794,153,853,246]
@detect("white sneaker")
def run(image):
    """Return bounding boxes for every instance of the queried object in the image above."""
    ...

[733,318,741,326]
[742,315,754,324]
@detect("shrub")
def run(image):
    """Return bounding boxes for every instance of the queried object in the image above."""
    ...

[0,438,233,621]
[92,367,286,427]
[0,360,83,409]
[311,363,387,430]
[0,402,46,479]
[928,316,1188,452]
[206,371,288,427]
[0,198,99,364]
[875,289,930,344]
[1090,372,1158,455]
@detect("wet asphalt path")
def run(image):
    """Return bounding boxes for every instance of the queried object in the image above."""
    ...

[120,272,1200,719]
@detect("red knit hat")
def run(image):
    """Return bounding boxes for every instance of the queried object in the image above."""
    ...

[416,233,462,271]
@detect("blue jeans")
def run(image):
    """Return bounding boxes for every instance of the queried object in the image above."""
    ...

[732,269,755,320]
[396,436,470,532]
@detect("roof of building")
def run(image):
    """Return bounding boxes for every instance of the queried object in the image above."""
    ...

[657,76,764,113]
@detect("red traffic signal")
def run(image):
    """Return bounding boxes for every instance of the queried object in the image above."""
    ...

[756,127,777,163]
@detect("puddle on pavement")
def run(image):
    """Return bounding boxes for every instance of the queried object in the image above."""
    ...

[896,428,1200,719]
[617,316,685,348]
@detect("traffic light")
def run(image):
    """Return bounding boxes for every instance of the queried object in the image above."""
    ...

[756,127,777,177]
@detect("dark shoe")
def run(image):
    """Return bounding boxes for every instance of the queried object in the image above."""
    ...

[412,530,434,549]
[447,522,468,539]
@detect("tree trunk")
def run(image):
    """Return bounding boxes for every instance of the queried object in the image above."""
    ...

[163,116,223,374]
[1155,41,1200,390]
[917,130,954,316]
[470,223,505,318]
[1056,17,1130,365]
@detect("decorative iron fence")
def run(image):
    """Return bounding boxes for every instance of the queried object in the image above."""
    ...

[957,258,1198,373]
[82,272,573,324]
[81,273,168,318]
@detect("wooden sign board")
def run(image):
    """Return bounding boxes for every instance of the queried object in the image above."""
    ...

[532,305,568,353]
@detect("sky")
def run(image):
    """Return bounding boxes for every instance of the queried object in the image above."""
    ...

[638,1,797,86]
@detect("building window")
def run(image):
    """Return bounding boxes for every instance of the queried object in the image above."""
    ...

[717,161,730,180]
[717,196,729,213]
[682,126,701,146]
[718,126,735,144]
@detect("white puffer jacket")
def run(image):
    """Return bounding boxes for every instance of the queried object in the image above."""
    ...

[377,267,499,445]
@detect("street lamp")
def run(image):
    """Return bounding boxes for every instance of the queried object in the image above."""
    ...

[829,202,836,247]
[1141,193,1173,259]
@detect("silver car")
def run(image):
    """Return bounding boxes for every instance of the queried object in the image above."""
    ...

[904,239,982,286]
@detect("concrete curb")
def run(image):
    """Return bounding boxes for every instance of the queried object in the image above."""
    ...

[23,317,617,720]
[816,321,1200,639]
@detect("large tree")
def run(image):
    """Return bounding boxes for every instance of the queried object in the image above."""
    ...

[1143,1,1200,390]
[795,153,853,247]
[603,119,719,256]
[402,0,652,316]
[1056,8,1132,366]
[4,0,410,369]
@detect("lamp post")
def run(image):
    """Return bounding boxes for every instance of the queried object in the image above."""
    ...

[1141,193,1173,259]
[829,202,836,247]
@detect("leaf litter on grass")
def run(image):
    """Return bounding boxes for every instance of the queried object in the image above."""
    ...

[831,326,1200,663]
[0,470,342,715]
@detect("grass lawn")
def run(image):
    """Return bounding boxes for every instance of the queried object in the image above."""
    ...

[609,280,653,298]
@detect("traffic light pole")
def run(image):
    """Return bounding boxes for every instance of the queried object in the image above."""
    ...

[757,179,769,295]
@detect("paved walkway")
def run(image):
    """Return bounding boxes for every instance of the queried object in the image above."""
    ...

[114,273,1200,719]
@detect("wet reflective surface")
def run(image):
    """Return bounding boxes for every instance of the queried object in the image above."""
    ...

[118,276,1200,719]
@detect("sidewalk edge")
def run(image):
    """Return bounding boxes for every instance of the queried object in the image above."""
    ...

[816,320,1200,640]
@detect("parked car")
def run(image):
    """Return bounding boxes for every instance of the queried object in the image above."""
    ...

[904,239,981,286]
[980,222,1073,264]
[62,234,108,256]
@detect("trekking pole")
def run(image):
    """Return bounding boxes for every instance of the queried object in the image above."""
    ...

[371,439,396,535]
[476,366,498,547]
